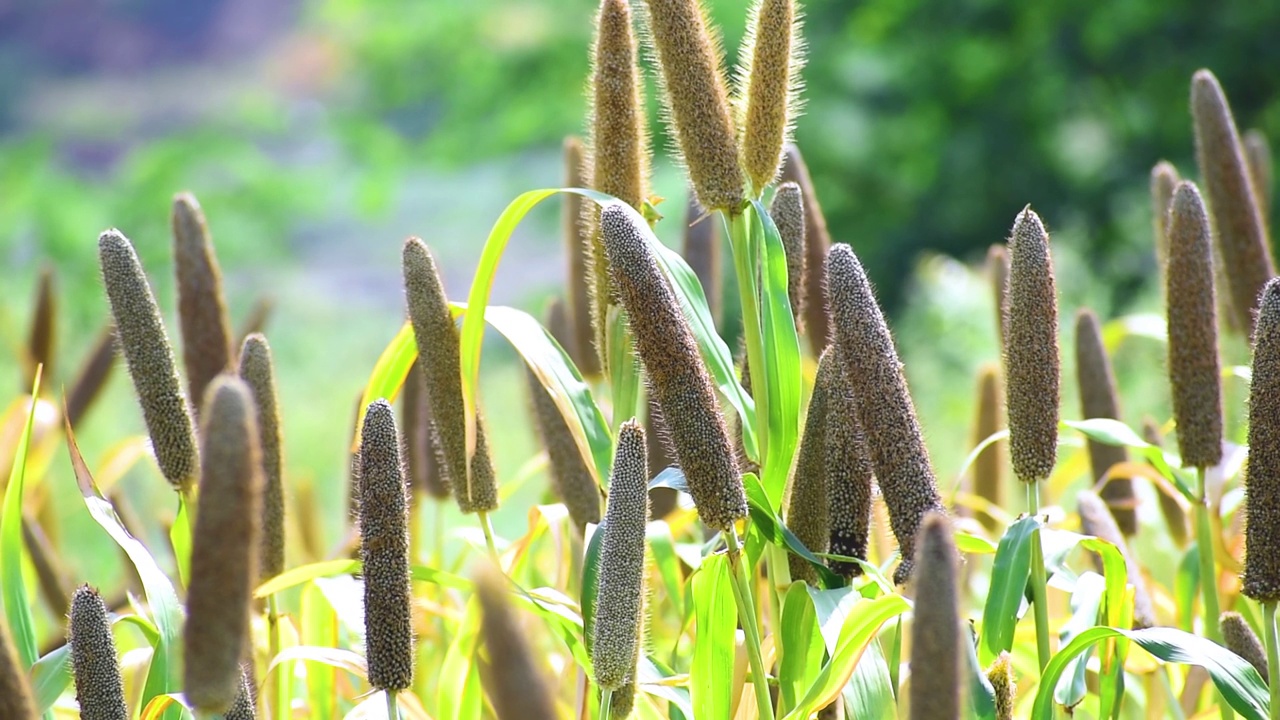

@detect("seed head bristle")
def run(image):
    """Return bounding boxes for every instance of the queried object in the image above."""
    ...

[1191,69,1276,334]
[172,192,235,412]
[592,420,649,690]
[1244,279,1280,601]
[735,0,804,195]
[1074,308,1136,535]
[563,137,600,377]
[237,333,285,581]
[1220,612,1268,682]
[987,652,1015,720]
[222,665,258,720]
[907,513,961,720]
[26,266,55,390]
[401,360,450,501]
[1141,417,1189,546]
[1003,207,1060,484]
[825,244,945,584]
[526,365,602,532]
[402,237,498,513]
[786,347,837,584]
[357,400,415,691]
[184,377,262,713]
[1166,182,1224,469]
[99,230,200,489]
[600,203,746,530]
[66,324,117,430]
[779,144,831,354]
[972,363,1005,533]
[1076,490,1155,628]
[0,617,36,719]
[69,585,127,720]
[825,350,875,580]
[682,195,723,328]
[639,0,744,212]
[475,567,559,720]
[770,181,807,327]
[1244,129,1273,225]
[986,244,1010,351]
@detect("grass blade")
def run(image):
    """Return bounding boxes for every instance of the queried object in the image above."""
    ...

[692,554,737,720]
[979,515,1037,664]
[778,583,823,715]
[1,368,42,669]
[355,322,419,447]
[30,644,70,713]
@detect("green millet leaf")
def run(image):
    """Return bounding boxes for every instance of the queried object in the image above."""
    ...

[69,585,128,720]
[1076,490,1155,628]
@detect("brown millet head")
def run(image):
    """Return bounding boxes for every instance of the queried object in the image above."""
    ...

[1074,308,1136,535]
[66,324,117,430]
[238,333,285,581]
[682,195,723,328]
[1244,129,1273,224]
[1150,161,1180,275]
[99,230,200,489]
[770,181,807,327]
[1076,490,1156,628]
[825,350,875,580]
[639,0,744,212]
[907,512,961,720]
[786,347,836,584]
[526,366,603,532]
[357,400,415,691]
[972,363,1006,534]
[600,203,746,530]
[589,0,650,211]
[735,0,804,195]
[610,683,637,719]
[69,585,128,720]
[401,360,450,501]
[1141,417,1189,545]
[475,567,559,720]
[402,237,498,514]
[986,244,1010,352]
[26,266,55,389]
[1002,207,1060,485]
[779,143,831,354]
[592,420,649,691]
[825,244,945,585]
[0,617,36,719]
[987,652,1015,720]
[172,192,235,413]
[222,665,258,720]
[1221,612,1269,682]
[1191,69,1276,334]
[1245,279,1280,601]
[184,377,263,713]
[1166,182,1224,469]
[563,137,599,377]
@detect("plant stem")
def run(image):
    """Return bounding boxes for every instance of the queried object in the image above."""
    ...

[267,594,285,720]
[479,511,501,565]
[1027,481,1052,671]
[1194,467,1223,641]
[385,689,400,720]
[725,210,768,463]
[727,528,776,720]
[599,688,613,720]
[1266,602,1280,720]
[888,616,902,700]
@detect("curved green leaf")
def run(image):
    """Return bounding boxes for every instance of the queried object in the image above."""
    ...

[692,554,737,720]
[979,515,1037,664]
[744,472,843,588]
[2,370,41,669]
[354,322,418,447]
[778,583,823,715]
[30,644,70,713]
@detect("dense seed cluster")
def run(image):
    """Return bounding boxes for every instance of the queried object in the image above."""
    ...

[222,666,258,720]
[987,652,1015,720]
[986,244,1010,351]
[825,352,874,580]
[357,400,415,691]
[1166,182,1224,469]
[826,244,945,584]
[99,230,200,489]
[475,568,558,720]
[66,325,117,429]
[640,0,744,212]
[589,0,649,211]
[172,193,235,411]
[69,585,127,720]
[682,196,722,326]
[402,238,498,513]
[401,360,450,500]
[907,513,960,720]
[610,683,637,719]
[26,267,55,388]
[1244,129,1273,224]
[600,203,746,529]
[238,333,285,581]
[1191,70,1275,334]
[972,363,1005,533]
[1003,208,1060,484]
[770,181,806,326]
[562,137,598,376]
[592,420,649,690]
[779,144,831,355]
[526,367,603,531]
[1220,612,1268,682]
[786,348,836,583]
[0,618,36,720]
[184,378,263,713]
[1074,309,1136,535]
[1076,490,1155,628]
[1244,279,1280,602]
[736,0,802,194]
[1150,161,1180,275]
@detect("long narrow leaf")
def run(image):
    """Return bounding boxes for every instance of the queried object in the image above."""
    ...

[691,554,737,720]
[354,322,418,447]
[979,515,1037,664]
[30,644,71,713]
[1,368,41,668]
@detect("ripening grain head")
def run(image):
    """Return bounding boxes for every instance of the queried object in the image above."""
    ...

[1244,278,1280,602]
[0,618,36,719]
[1220,612,1268,682]
[986,244,1010,351]
[972,363,1005,533]
[987,652,1015,720]
[26,266,55,388]
[172,192,235,410]
[770,181,807,326]
[526,366,602,531]
[69,585,128,720]
[238,333,285,581]
[786,347,836,584]
[476,567,559,720]
[735,0,804,194]
[221,665,258,720]
[907,513,961,720]
[1150,161,1180,275]
[779,144,831,354]
[1244,129,1273,224]
[825,352,875,581]
[589,0,649,211]
[1074,308,1135,535]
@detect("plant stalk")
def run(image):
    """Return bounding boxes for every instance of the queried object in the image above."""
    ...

[479,510,501,565]
[268,593,286,720]
[385,689,400,720]
[599,688,613,720]
[1027,481,1052,671]
[1266,602,1280,720]
[727,528,776,720]
[725,210,768,464]
[1194,467,1223,642]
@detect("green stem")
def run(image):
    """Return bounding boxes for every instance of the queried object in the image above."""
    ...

[479,511,500,565]
[888,616,902,700]
[599,688,614,720]
[1194,467,1223,641]
[727,529,776,720]
[725,211,768,464]
[1265,602,1280,720]
[1027,481,1052,671]
[385,689,400,720]
[267,594,285,720]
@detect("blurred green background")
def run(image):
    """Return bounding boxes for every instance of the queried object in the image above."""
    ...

[1,0,1277,612]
